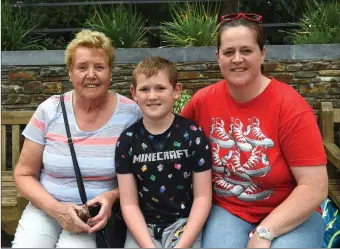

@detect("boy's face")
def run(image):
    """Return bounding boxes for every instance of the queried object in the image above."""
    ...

[131,70,182,121]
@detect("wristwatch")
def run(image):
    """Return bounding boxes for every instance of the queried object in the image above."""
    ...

[249,226,274,242]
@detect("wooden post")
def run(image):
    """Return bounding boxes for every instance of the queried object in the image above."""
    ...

[320,102,334,143]
[2,125,7,171]
[12,125,20,170]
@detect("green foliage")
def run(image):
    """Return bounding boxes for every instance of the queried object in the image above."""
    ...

[37,36,67,50]
[85,5,148,48]
[289,0,340,44]
[1,2,45,51]
[29,0,95,28]
[173,90,192,114]
[160,2,219,47]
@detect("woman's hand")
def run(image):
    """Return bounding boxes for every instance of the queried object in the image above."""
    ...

[246,233,271,248]
[86,189,119,233]
[54,202,91,233]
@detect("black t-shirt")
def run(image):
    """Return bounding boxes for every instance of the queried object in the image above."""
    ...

[115,114,212,224]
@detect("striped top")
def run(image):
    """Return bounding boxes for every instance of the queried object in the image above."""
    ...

[23,91,142,204]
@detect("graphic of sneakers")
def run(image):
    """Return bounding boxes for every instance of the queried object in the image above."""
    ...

[209,117,235,148]
[237,184,274,201]
[224,173,252,189]
[213,174,243,197]
[228,118,252,152]
[243,117,274,147]
[211,142,229,173]
[243,146,271,177]
[223,146,251,181]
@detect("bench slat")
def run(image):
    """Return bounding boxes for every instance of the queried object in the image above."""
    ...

[1,196,18,207]
[12,125,20,170]
[334,109,340,123]
[1,111,34,124]
[1,125,6,171]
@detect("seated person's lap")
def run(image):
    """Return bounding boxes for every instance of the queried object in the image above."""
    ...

[202,205,325,248]
[12,203,96,248]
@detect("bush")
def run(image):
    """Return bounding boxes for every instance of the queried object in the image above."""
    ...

[160,2,219,47]
[173,90,192,114]
[290,0,340,44]
[1,2,45,50]
[85,5,148,48]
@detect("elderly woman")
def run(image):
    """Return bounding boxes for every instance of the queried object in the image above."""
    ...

[12,30,142,248]
[181,13,328,248]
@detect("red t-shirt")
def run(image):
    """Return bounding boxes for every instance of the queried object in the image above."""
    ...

[181,77,327,223]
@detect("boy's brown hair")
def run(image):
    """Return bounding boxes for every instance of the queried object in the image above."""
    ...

[132,56,178,88]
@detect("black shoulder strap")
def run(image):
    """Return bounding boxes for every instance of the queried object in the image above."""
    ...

[60,93,87,204]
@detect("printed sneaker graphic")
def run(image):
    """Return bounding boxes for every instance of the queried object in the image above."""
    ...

[243,117,274,147]
[224,172,252,188]
[209,118,235,148]
[237,185,274,201]
[243,146,271,177]
[213,174,243,197]
[228,118,252,152]
[211,142,231,174]
[224,146,251,181]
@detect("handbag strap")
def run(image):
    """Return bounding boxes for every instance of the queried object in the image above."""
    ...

[60,93,87,204]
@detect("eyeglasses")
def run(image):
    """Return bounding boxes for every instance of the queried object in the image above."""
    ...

[220,13,263,24]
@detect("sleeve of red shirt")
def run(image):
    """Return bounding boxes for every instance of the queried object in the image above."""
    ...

[180,95,196,121]
[279,110,327,167]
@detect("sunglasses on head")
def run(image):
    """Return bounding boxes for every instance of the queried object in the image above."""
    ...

[220,13,263,24]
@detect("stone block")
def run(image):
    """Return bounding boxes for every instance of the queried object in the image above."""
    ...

[2,94,31,105]
[23,81,42,94]
[207,64,220,71]
[302,61,330,71]
[315,76,339,82]
[287,63,303,72]
[40,67,67,77]
[299,83,330,95]
[292,78,311,84]
[9,71,36,81]
[319,70,340,76]
[30,94,50,104]
[263,62,285,72]
[42,82,63,94]
[1,85,24,94]
[178,72,205,80]
[269,73,293,83]
[331,62,340,69]
[177,64,208,71]
[295,71,318,78]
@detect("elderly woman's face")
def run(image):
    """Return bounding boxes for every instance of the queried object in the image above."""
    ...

[69,46,111,100]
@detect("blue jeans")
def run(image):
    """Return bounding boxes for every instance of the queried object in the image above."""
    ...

[202,205,325,248]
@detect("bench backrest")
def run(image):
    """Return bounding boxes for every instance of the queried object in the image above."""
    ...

[1,111,34,172]
[320,102,340,145]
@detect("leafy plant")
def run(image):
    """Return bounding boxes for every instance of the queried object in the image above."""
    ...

[85,5,148,48]
[1,1,45,51]
[288,0,340,44]
[160,2,219,47]
[173,90,192,114]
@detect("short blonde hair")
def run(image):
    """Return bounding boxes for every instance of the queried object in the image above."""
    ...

[132,56,178,88]
[65,29,115,71]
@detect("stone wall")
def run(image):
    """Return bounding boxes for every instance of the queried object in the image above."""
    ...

[2,46,340,122]
[2,60,340,117]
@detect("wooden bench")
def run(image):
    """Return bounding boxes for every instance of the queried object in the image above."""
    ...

[320,102,340,209]
[2,111,33,236]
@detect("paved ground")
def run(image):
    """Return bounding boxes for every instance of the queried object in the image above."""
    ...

[1,230,13,248]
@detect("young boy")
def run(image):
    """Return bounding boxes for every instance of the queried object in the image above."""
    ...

[115,56,212,248]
